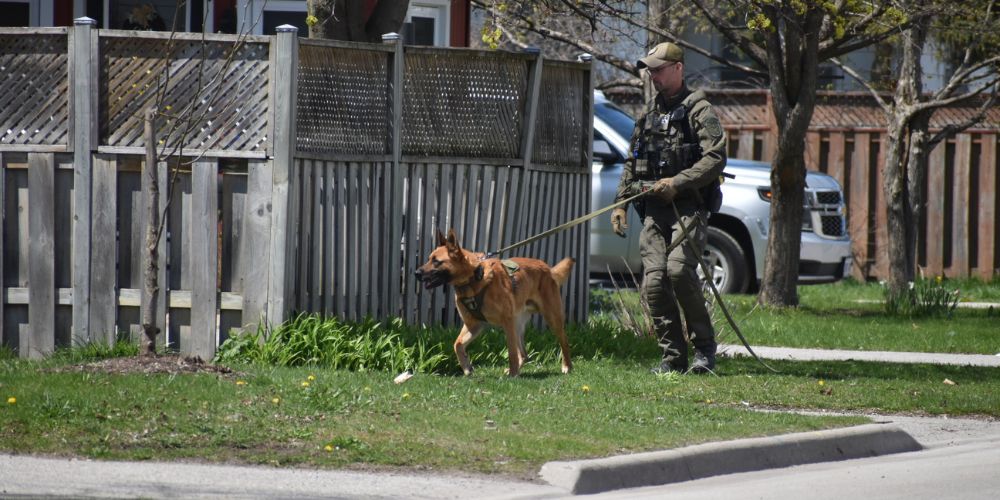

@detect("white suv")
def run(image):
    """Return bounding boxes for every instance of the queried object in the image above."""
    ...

[591,92,852,293]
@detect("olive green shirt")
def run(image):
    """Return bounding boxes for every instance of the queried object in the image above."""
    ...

[614,85,727,207]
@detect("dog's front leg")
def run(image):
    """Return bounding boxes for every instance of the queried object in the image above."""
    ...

[454,323,483,376]
[500,319,523,376]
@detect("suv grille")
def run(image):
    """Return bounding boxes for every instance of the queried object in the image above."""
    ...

[816,191,841,205]
[806,190,847,238]
[820,215,845,237]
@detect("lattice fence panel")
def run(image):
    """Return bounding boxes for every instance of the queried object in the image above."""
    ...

[402,49,529,158]
[533,61,588,169]
[0,33,69,147]
[297,42,391,156]
[100,34,270,152]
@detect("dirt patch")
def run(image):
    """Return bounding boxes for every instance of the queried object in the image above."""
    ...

[55,355,236,376]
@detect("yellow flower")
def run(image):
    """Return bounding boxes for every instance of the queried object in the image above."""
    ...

[6,397,15,405]
[936,275,943,284]
[581,385,590,393]
[402,393,411,399]
[324,444,333,452]
[818,380,825,386]
[307,375,316,381]
[272,397,281,404]
[236,380,246,386]
[301,381,310,387]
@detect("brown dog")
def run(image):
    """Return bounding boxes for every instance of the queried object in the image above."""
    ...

[415,229,574,376]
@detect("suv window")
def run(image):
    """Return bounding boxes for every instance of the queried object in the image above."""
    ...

[595,101,635,140]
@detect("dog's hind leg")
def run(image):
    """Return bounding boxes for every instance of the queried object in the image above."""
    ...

[454,323,484,376]
[539,284,573,374]
[515,312,530,368]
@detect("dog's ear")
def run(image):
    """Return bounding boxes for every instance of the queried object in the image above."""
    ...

[436,229,448,247]
[447,228,460,248]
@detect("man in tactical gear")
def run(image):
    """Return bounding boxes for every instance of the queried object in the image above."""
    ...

[610,41,727,374]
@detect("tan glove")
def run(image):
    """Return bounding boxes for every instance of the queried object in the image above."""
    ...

[611,207,628,238]
[653,177,678,203]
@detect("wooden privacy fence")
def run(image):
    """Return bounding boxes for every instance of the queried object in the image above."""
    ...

[0,22,593,359]
[706,89,1000,281]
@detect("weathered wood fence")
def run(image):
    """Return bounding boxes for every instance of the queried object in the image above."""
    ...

[706,89,999,281]
[0,21,593,359]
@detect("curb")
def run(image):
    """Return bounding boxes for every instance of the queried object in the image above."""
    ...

[538,423,921,495]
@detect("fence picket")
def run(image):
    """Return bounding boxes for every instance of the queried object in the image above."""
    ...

[978,135,997,279]
[925,142,947,276]
[90,155,117,344]
[27,153,55,358]
[241,159,272,333]
[950,134,972,277]
[189,160,218,360]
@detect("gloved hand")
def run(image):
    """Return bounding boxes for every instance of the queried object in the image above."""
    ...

[611,207,628,238]
[653,177,678,203]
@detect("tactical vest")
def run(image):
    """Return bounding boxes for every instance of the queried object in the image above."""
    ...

[632,92,704,181]
[631,91,722,212]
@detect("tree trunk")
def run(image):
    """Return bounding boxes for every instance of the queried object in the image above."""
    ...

[884,2,929,297]
[758,136,806,307]
[883,116,911,294]
[757,6,823,307]
[140,109,160,356]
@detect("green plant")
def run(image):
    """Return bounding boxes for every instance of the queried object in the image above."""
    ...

[884,276,961,318]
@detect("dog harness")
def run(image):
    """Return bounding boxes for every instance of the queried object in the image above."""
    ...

[458,259,519,321]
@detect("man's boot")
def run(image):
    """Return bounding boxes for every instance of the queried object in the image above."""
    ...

[690,350,716,374]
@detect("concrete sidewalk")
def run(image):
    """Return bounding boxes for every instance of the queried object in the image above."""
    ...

[539,344,1000,494]
[719,344,1000,367]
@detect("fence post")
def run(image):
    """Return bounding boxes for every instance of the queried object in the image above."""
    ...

[267,25,299,327]
[383,32,404,319]
[507,48,543,250]
[71,17,96,346]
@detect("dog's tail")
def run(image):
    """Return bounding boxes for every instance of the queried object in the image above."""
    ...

[551,257,575,287]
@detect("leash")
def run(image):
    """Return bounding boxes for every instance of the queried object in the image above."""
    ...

[485,190,648,258]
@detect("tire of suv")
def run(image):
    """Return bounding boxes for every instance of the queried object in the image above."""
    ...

[699,227,750,294]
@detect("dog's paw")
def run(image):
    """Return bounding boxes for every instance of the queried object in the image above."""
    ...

[561,364,572,374]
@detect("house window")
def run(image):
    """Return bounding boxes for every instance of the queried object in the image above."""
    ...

[404,0,450,46]
[237,0,307,35]
[1,0,51,26]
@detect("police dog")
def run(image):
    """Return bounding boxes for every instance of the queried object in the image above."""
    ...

[415,229,574,376]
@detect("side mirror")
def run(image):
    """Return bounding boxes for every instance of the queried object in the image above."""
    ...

[592,140,618,163]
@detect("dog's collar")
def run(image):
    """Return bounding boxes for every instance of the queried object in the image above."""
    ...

[453,264,485,289]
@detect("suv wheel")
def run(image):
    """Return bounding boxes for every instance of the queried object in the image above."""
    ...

[698,227,749,294]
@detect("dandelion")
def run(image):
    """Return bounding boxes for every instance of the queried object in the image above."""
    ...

[236,380,246,386]
[581,385,590,393]
[324,444,333,452]
[402,393,411,399]
[818,380,825,386]
[6,397,15,405]
[272,397,281,404]
[301,381,310,388]
[307,375,316,381]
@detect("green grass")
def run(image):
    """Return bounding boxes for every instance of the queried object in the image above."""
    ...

[595,279,1000,354]
[1,280,997,477]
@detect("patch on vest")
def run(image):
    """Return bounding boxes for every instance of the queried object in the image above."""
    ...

[704,115,723,139]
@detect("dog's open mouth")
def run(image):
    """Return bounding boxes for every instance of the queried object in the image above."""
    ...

[419,272,448,289]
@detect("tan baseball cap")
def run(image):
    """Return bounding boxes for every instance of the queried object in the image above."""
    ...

[637,42,684,69]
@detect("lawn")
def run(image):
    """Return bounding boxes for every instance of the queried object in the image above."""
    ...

[2,280,999,480]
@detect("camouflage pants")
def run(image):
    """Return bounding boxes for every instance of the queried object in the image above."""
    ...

[639,206,716,368]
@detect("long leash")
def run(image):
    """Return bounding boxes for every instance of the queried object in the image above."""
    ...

[485,190,648,258]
